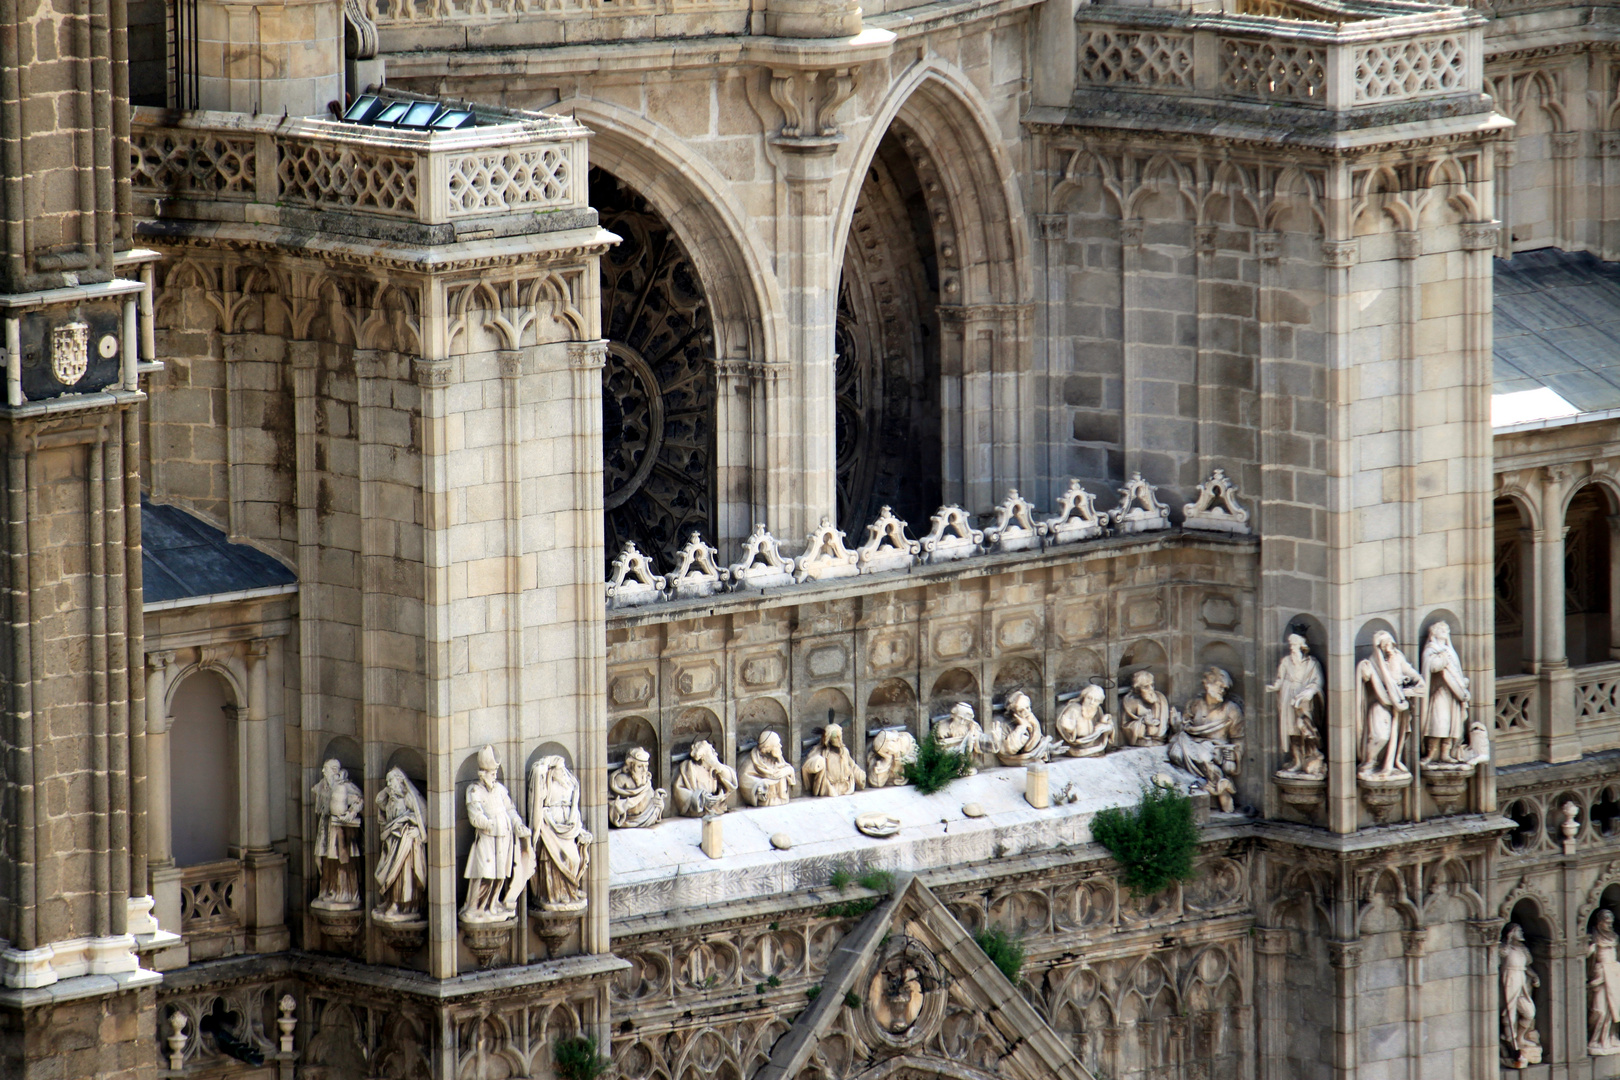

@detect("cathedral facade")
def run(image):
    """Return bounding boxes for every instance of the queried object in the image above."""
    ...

[5,0,1620,1075]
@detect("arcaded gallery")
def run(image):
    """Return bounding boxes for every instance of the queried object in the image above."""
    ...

[10,0,1620,1075]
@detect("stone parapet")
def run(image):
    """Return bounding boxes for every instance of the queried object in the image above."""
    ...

[131,105,593,245]
[1069,0,1488,124]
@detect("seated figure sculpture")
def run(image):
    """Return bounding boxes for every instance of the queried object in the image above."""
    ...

[933,702,987,773]
[671,739,738,817]
[739,731,797,807]
[990,691,1052,766]
[608,747,667,828]
[867,729,919,787]
[802,723,867,796]
[1054,684,1114,757]
[1121,670,1178,747]
[1167,667,1244,812]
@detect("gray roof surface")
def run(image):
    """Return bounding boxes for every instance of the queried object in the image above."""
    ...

[142,499,296,604]
[1494,249,1620,412]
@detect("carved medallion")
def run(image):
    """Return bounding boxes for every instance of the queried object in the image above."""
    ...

[52,321,89,386]
[861,937,949,1050]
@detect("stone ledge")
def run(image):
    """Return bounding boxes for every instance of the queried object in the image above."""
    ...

[608,745,1193,920]
[0,968,162,1009]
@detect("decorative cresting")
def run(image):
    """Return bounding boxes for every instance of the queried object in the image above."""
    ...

[794,518,859,583]
[130,107,588,227]
[603,471,1252,603]
[1110,473,1171,534]
[1072,1,1483,111]
[1183,469,1251,535]
[606,541,667,608]
[984,489,1041,553]
[596,168,716,571]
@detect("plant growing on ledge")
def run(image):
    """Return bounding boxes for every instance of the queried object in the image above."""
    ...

[553,1036,610,1080]
[973,926,1026,986]
[905,731,971,795]
[1090,783,1199,897]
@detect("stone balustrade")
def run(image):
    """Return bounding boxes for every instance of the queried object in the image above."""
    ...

[1075,0,1483,113]
[130,106,591,239]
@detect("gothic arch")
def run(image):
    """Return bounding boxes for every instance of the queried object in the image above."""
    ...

[551,96,784,369]
[833,62,1031,310]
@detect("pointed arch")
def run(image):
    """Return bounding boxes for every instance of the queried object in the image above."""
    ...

[832,59,1031,310]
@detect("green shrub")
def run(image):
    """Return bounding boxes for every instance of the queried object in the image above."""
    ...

[905,731,971,795]
[974,927,1026,985]
[1090,784,1199,897]
[553,1036,610,1080]
[806,984,822,1001]
[858,869,895,894]
[843,991,862,1008]
[829,865,855,891]
[825,897,879,919]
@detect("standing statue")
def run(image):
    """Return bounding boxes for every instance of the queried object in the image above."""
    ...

[1054,684,1114,757]
[671,739,738,817]
[1356,631,1424,781]
[311,759,364,910]
[1500,923,1543,1068]
[990,691,1052,766]
[1593,909,1620,1055]
[1168,667,1244,813]
[528,756,592,912]
[867,729,919,788]
[1269,633,1325,777]
[461,745,534,924]
[739,731,798,806]
[933,702,987,772]
[1421,621,1476,766]
[373,767,428,922]
[1120,670,1178,747]
[802,723,867,796]
[608,747,667,828]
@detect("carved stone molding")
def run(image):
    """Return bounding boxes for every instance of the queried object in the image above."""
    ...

[1461,221,1501,250]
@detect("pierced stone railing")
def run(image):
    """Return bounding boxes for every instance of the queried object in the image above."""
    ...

[1493,672,1538,767]
[1074,3,1482,112]
[131,106,590,232]
[178,858,244,935]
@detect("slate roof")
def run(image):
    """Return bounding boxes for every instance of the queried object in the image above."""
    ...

[1494,249,1620,412]
[142,499,296,605]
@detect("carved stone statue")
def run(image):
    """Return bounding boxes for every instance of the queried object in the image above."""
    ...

[867,729,918,787]
[1356,631,1423,781]
[802,723,867,796]
[990,691,1051,766]
[1500,923,1542,1068]
[1269,633,1325,778]
[311,759,364,911]
[1120,670,1177,747]
[1421,620,1476,767]
[933,702,986,773]
[739,731,798,806]
[460,745,534,924]
[608,747,667,828]
[373,767,427,922]
[1592,909,1620,1055]
[1054,684,1113,757]
[671,739,737,817]
[1167,667,1244,813]
[528,756,591,913]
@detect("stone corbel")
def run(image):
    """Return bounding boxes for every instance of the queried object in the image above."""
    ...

[1461,221,1501,250]
[1036,214,1067,242]
[1322,239,1357,268]
[1601,132,1620,158]
[1395,231,1422,261]
[413,357,452,388]
[766,65,862,146]
[343,0,378,60]
[567,339,609,372]
[1552,131,1583,159]
[1256,231,1282,263]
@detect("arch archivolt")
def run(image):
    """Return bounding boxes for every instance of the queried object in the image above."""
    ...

[549,95,785,370]
[833,59,1031,310]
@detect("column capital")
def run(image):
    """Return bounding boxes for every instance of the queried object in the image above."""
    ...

[1461,222,1501,250]
[1327,939,1363,968]
[147,649,177,673]
[1466,918,1505,946]
[566,339,609,372]
[1395,231,1422,260]
[1322,239,1358,268]
[1036,214,1068,242]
